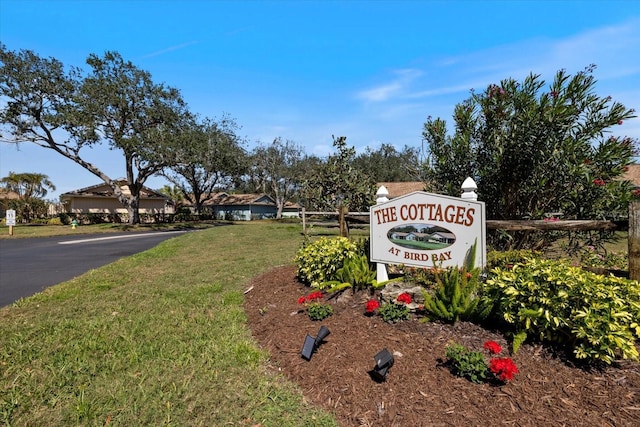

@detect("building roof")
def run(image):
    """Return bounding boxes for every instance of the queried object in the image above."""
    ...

[621,164,640,188]
[60,181,168,200]
[203,192,274,206]
[377,182,425,199]
[198,192,299,208]
[0,188,20,200]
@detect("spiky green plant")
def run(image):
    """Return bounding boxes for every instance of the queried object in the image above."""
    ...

[422,265,483,323]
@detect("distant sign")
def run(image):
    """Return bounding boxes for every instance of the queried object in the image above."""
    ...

[370,192,486,269]
[5,209,16,226]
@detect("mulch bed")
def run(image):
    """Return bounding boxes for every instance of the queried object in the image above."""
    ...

[244,265,640,427]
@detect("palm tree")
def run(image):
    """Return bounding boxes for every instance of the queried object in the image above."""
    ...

[158,184,185,211]
[1,172,56,199]
[0,172,56,222]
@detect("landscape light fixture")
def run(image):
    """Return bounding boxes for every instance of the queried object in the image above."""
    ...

[301,325,331,361]
[370,348,394,382]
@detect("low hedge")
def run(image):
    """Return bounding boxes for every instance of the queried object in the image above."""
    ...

[483,258,640,364]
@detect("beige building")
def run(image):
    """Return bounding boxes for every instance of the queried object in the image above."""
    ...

[60,181,171,222]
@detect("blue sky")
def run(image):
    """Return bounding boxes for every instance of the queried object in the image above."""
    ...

[1,0,639,199]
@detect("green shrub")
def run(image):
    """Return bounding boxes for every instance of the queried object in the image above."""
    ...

[444,343,489,384]
[294,237,359,287]
[47,217,63,225]
[422,266,484,323]
[580,246,627,270]
[486,249,542,269]
[30,218,50,225]
[378,302,410,323]
[307,303,334,321]
[483,258,640,364]
[58,212,72,225]
[401,266,440,288]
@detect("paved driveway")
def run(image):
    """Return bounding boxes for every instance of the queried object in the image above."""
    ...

[0,231,187,307]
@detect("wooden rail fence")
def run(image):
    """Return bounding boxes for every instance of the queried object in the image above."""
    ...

[301,202,640,280]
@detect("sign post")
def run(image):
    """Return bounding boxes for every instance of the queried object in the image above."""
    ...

[6,209,16,236]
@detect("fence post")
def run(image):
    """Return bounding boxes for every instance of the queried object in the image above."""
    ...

[375,186,389,282]
[461,177,478,201]
[301,207,306,234]
[339,205,348,237]
[629,201,640,281]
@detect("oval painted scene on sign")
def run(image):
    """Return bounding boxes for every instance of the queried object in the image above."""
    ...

[387,223,456,251]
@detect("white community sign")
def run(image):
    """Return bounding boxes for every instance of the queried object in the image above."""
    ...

[370,180,486,277]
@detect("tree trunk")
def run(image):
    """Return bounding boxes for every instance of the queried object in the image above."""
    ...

[276,201,284,219]
[129,196,140,224]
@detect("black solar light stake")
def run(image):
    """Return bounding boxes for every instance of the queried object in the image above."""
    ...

[371,348,394,381]
[301,325,331,361]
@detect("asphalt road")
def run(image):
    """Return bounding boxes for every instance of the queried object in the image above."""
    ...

[0,230,188,308]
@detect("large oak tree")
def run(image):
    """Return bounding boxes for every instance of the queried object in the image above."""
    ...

[161,115,246,214]
[353,143,423,182]
[248,138,308,219]
[0,45,191,223]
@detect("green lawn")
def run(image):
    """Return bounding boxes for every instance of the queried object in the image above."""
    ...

[1,221,630,425]
[0,221,337,426]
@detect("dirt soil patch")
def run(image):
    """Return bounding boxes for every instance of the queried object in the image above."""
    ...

[244,265,640,427]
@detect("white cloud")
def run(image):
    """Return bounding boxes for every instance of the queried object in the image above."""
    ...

[353,17,640,131]
[356,68,423,102]
[357,81,403,102]
[437,18,640,95]
[142,41,200,59]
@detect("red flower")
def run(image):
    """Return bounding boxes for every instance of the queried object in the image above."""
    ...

[307,291,323,301]
[593,178,606,186]
[483,340,502,355]
[298,291,323,304]
[618,120,623,125]
[397,293,412,304]
[489,357,519,381]
[365,299,380,313]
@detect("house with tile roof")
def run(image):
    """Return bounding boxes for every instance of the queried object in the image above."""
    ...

[197,192,300,221]
[60,181,171,222]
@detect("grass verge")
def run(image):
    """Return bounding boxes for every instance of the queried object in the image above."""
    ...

[0,222,220,239]
[0,222,338,426]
